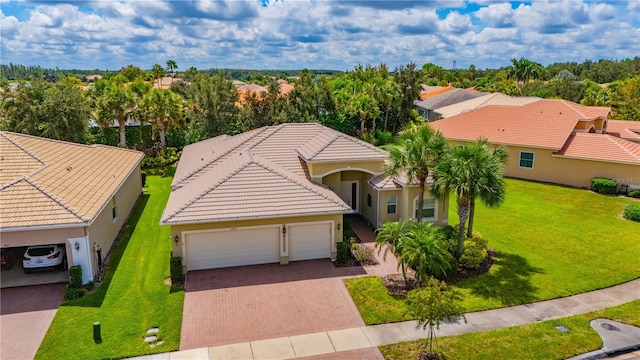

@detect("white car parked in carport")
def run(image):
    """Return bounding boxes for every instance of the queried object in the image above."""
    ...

[22,244,67,273]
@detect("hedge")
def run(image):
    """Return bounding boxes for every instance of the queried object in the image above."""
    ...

[591,177,618,195]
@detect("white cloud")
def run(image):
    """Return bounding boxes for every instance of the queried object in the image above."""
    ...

[0,0,638,70]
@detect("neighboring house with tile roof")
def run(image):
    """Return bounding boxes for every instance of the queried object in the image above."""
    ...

[415,88,488,121]
[161,123,449,271]
[434,93,541,119]
[0,132,144,284]
[429,99,640,189]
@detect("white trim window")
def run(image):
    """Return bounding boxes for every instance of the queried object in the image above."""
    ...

[414,197,436,220]
[387,195,397,214]
[519,151,535,169]
[111,196,117,220]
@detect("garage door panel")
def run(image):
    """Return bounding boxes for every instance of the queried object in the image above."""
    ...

[185,227,279,271]
[289,223,331,262]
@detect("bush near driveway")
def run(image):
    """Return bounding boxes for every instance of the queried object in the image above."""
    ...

[345,178,640,325]
[36,174,184,360]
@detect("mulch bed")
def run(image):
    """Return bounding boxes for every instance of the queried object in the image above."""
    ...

[380,249,496,297]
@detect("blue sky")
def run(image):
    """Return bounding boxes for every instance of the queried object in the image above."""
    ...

[1,1,639,71]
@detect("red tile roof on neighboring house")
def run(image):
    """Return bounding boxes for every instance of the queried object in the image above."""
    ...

[554,132,640,165]
[607,120,640,142]
[429,99,610,149]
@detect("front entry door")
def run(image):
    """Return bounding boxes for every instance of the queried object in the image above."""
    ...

[340,181,359,213]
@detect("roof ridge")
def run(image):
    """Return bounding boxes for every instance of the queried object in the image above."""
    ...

[1,132,47,167]
[165,155,251,222]
[23,178,88,222]
[174,127,272,187]
[604,134,640,161]
[250,157,348,208]
[245,124,284,151]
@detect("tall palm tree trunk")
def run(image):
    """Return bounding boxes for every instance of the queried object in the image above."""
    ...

[466,196,476,238]
[456,197,469,258]
[417,181,426,222]
[118,118,127,148]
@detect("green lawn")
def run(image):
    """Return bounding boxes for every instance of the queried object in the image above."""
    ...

[36,174,184,360]
[380,299,640,360]
[345,178,640,324]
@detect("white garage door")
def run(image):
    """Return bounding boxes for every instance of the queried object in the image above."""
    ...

[288,222,331,262]
[185,226,280,271]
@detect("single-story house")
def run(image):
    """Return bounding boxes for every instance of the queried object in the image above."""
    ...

[161,123,449,271]
[433,93,541,119]
[0,132,143,284]
[429,99,640,189]
[415,88,487,121]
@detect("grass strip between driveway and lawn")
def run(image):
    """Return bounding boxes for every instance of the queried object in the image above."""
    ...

[36,174,184,360]
[345,178,640,325]
[379,299,640,360]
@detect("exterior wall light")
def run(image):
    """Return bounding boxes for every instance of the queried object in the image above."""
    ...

[74,241,80,252]
[174,236,179,245]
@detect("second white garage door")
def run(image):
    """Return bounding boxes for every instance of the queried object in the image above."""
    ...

[184,226,280,271]
[288,222,331,262]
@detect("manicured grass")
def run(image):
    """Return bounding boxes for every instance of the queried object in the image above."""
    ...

[36,174,184,360]
[345,178,640,324]
[379,299,640,360]
[344,276,412,325]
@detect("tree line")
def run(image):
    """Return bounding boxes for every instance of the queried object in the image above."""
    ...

[1,59,639,160]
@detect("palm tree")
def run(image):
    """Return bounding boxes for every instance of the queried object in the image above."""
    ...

[95,82,136,148]
[385,123,447,222]
[141,88,182,149]
[150,64,166,88]
[431,140,507,257]
[507,58,543,89]
[375,219,412,282]
[166,60,178,83]
[347,92,379,134]
[399,222,455,283]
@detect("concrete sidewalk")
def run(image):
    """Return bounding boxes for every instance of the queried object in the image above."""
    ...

[131,278,640,360]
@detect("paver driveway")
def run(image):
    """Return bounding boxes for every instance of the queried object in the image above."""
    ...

[0,283,65,360]
[180,260,367,350]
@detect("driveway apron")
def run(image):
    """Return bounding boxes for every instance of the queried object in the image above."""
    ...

[0,283,65,360]
[180,260,366,350]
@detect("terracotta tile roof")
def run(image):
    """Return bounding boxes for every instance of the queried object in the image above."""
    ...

[607,120,640,142]
[296,128,388,162]
[419,85,454,100]
[434,93,541,118]
[554,133,640,165]
[162,150,351,225]
[163,123,390,225]
[429,99,610,149]
[0,132,143,229]
[368,174,402,190]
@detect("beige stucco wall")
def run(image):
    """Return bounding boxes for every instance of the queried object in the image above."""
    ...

[85,164,142,275]
[375,188,449,227]
[170,213,344,263]
[0,163,142,278]
[308,160,384,179]
[503,146,640,188]
[360,179,378,225]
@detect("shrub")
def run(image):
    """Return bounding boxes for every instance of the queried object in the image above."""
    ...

[591,177,618,194]
[623,203,640,222]
[69,265,82,288]
[336,240,352,264]
[64,285,85,300]
[141,172,147,188]
[628,189,640,198]
[85,281,95,291]
[459,233,489,270]
[170,256,184,284]
[459,241,488,269]
[435,225,458,256]
[352,243,377,265]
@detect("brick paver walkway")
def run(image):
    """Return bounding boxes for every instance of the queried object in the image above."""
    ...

[0,283,65,360]
[180,260,367,350]
[349,216,409,277]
